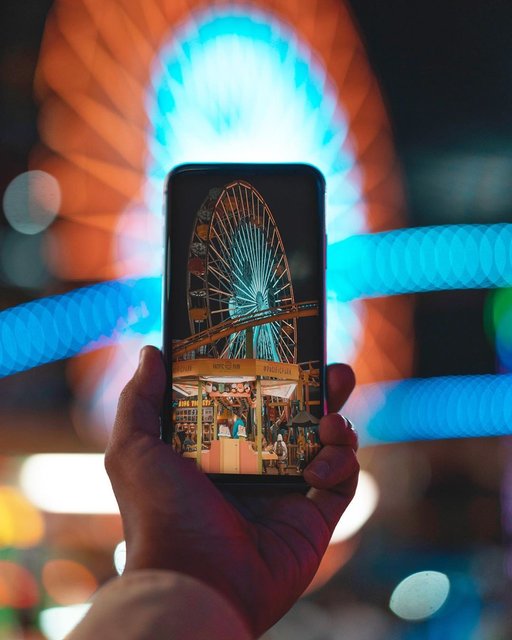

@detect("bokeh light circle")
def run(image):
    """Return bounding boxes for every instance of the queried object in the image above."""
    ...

[0,561,39,608]
[389,571,450,621]
[2,170,61,235]
[42,559,98,605]
[0,486,45,548]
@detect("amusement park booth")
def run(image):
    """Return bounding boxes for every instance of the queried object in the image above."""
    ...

[172,358,300,474]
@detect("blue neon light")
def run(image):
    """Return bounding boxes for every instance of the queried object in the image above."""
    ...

[0,278,160,377]
[2,223,512,376]
[145,7,364,243]
[328,223,512,301]
[347,374,512,445]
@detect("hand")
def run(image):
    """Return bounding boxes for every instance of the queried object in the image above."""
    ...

[105,347,359,638]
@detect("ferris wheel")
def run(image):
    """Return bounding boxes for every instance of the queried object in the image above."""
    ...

[187,180,297,363]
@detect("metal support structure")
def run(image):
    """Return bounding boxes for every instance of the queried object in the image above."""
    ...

[196,379,203,468]
[256,377,263,474]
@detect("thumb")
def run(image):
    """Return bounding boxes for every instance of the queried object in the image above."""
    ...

[111,346,166,445]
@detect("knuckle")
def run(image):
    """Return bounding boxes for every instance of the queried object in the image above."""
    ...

[104,446,116,476]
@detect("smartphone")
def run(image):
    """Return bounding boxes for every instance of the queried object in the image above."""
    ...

[162,164,326,487]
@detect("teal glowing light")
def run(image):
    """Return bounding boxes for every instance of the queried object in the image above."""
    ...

[2,222,512,376]
[328,223,512,301]
[347,374,512,445]
[145,7,364,244]
[0,278,160,377]
[141,6,367,365]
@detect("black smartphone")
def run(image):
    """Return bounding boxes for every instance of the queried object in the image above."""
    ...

[162,164,326,487]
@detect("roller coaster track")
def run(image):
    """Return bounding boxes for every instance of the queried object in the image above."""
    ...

[173,301,319,359]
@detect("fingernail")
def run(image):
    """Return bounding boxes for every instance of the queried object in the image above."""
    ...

[343,417,356,433]
[310,460,330,480]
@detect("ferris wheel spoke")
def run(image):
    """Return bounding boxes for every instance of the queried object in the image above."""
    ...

[256,201,266,290]
[214,214,235,251]
[209,263,233,289]
[243,219,259,286]
[211,229,233,261]
[208,286,234,298]
[235,224,257,286]
[270,264,289,288]
[233,295,257,307]
[208,243,232,273]
[220,195,237,236]
[274,282,292,296]
[270,255,285,286]
[278,337,295,363]
[233,332,247,359]
[237,184,247,218]
[227,188,243,231]
[219,335,235,359]
[264,324,279,362]
[222,332,236,359]
[261,239,277,290]
[233,270,257,300]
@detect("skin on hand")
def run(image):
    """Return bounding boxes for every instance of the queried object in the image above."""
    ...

[105,346,359,638]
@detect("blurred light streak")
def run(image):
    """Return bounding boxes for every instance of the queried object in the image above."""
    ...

[1,221,510,377]
[346,374,512,445]
[0,486,44,548]
[20,454,118,514]
[390,571,450,621]
[328,223,512,301]
[0,561,39,608]
[40,604,91,640]
[42,560,98,606]
[2,170,61,235]
[0,277,160,377]
[330,470,378,543]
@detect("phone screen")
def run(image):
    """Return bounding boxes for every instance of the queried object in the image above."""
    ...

[163,164,325,483]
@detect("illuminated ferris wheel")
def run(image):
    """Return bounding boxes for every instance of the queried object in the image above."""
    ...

[187,181,297,362]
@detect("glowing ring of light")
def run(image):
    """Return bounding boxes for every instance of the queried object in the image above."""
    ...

[33,0,411,437]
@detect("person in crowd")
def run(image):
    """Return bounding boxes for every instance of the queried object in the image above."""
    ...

[182,430,195,452]
[67,346,358,639]
[233,413,246,439]
[297,442,307,474]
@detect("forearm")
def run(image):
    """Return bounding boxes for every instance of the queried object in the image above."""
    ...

[66,570,252,640]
